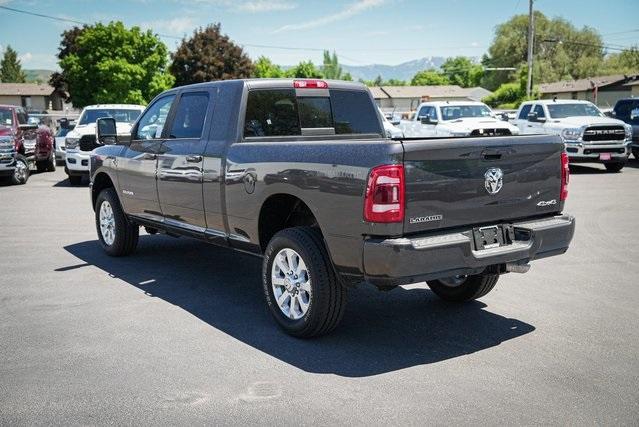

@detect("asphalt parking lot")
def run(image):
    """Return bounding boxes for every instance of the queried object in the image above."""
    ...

[1,163,638,425]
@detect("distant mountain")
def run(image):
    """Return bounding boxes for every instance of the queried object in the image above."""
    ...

[341,57,449,82]
[24,69,55,84]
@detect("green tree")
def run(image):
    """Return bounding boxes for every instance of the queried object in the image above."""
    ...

[482,68,537,108]
[252,56,284,78]
[342,72,353,81]
[482,12,605,90]
[440,56,484,87]
[0,45,27,83]
[601,47,639,74]
[285,60,323,78]
[170,24,253,86]
[49,26,86,103]
[57,22,173,107]
[411,69,450,86]
[322,50,342,79]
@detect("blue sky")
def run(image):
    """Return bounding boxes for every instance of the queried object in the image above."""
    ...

[0,0,637,70]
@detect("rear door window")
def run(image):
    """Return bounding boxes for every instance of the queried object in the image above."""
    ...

[244,89,300,137]
[533,104,545,118]
[518,104,532,120]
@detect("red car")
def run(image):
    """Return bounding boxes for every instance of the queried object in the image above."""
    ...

[0,105,55,185]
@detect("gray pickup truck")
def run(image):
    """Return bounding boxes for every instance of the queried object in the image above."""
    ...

[90,79,575,337]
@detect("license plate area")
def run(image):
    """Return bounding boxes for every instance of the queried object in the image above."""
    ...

[472,224,514,250]
[599,153,612,161]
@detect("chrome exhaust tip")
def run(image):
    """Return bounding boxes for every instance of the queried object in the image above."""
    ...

[505,262,531,274]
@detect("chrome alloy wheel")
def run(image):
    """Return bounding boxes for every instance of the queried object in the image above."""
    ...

[438,275,468,287]
[13,159,27,182]
[271,248,311,320]
[99,200,116,245]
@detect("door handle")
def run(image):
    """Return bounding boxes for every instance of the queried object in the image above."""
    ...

[186,155,202,163]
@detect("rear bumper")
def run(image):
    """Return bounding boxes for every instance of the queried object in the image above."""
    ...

[363,214,575,287]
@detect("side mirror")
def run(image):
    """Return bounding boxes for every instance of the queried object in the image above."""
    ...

[18,124,38,131]
[390,119,401,126]
[630,108,639,121]
[420,116,438,125]
[96,117,118,145]
[527,112,545,123]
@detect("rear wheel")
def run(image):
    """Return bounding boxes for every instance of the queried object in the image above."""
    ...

[427,272,499,302]
[604,162,625,173]
[95,187,139,256]
[10,154,29,185]
[263,227,347,338]
[36,155,55,173]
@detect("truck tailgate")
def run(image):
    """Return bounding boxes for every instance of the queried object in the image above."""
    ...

[401,134,565,234]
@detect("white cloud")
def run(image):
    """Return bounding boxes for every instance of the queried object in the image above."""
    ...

[19,52,33,62]
[273,0,386,33]
[236,0,297,12]
[141,17,196,35]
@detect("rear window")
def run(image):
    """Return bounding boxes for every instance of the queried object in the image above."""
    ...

[329,89,381,135]
[298,97,333,128]
[243,88,381,138]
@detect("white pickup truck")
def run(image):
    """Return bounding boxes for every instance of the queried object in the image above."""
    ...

[398,101,520,138]
[514,99,633,173]
[64,104,144,185]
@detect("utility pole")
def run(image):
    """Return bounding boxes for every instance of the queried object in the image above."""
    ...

[526,0,534,98]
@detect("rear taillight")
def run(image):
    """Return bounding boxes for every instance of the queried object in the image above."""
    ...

[364,164,405,223]
[560,151,569,201]
[293,79,328,89]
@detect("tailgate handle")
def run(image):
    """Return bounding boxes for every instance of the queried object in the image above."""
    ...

[482,151,502,161]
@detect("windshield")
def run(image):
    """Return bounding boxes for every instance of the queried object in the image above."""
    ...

[78,109,141,125]
[440,105,492,120]
[55,127,73,137]
[0,109,13,127]
[547,103,602,119]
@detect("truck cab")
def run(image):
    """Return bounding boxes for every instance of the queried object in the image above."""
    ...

[611,98,639,159]
[514,99,633,172]
[399,101,520,138]
[64,104,144,185]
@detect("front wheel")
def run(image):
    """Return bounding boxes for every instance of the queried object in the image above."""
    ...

[68,174,82,185]
[10,154,29,185]
[263,227,347,338]
[604,162,625,173]
[427,272,499,302]
[95,187,139,257]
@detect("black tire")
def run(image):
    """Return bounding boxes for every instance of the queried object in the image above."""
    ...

[427,273,499,302]
[262,227,347,338]
[68,174,82,185]
[633,150,639,160]
[10,154,29,185]
[95,187,139,257]
[46,155,56,172]
[604,162,625,173]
